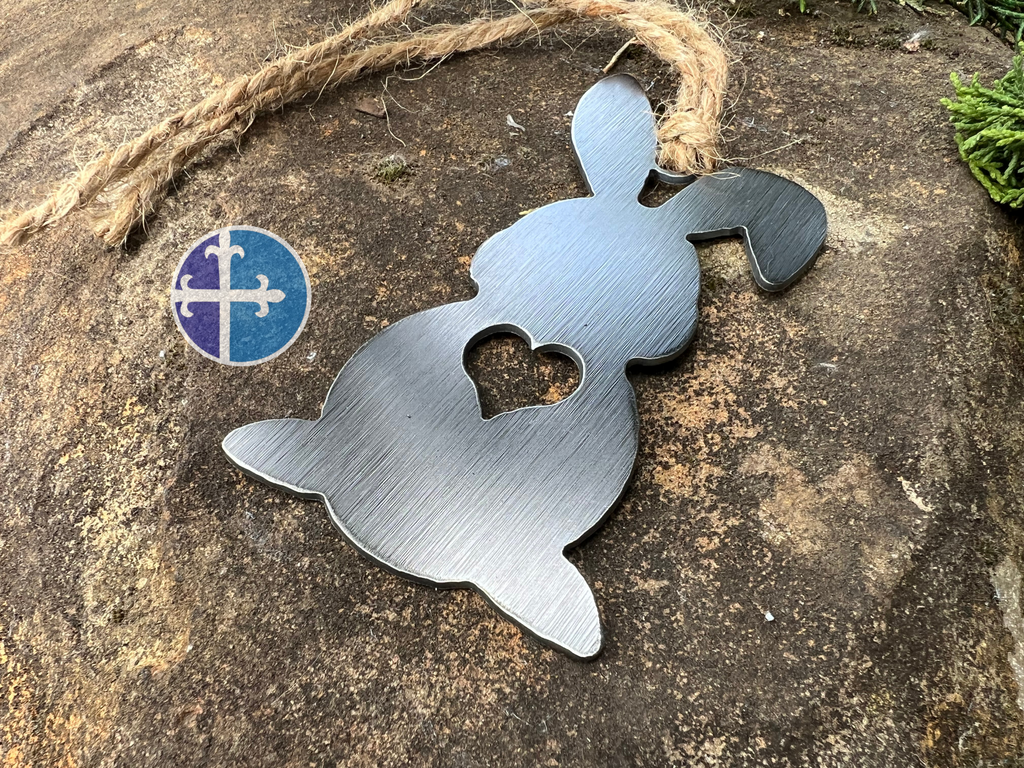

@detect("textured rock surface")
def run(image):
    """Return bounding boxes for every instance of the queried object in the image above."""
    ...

[2,1,1024,765]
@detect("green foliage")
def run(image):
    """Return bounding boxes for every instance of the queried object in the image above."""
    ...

[940,0,1024,40]
[942,48,1024,207]
[373,154,408,183]
[839,0,1024,40]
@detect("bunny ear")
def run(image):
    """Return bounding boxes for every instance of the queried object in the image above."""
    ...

[571,75,657,198]
[682,169,827,291]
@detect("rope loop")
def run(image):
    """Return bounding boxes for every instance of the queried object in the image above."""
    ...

[0,0,727,246]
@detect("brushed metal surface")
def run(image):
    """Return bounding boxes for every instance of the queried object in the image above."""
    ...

[222,75,827,659]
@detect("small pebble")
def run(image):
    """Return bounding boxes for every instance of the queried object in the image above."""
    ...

[355,97,386,119]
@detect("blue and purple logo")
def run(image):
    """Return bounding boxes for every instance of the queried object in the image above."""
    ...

[171,227,310,365]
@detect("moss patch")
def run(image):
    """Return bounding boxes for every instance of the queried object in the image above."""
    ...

[372,153,408,183]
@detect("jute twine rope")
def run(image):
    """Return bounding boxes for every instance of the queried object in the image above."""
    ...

[0,0,727,247]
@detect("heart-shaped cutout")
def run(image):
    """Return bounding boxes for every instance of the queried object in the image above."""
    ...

[464,331,580,419]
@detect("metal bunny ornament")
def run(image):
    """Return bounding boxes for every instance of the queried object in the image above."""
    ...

[223,75,827,659]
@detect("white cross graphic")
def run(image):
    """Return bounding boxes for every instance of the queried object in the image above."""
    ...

[171,229,285,363]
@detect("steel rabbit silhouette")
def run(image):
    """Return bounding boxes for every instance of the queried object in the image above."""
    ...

[223,75,827,659]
